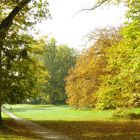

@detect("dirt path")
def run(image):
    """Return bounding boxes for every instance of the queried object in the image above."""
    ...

[2,108,74,140]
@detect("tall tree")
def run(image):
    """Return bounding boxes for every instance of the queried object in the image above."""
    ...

[96,0,140,109]
[0,0,49,124]
[96,38,140,109]
[65,27,122,109]
[44,39,77,104]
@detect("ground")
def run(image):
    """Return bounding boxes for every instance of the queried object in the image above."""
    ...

[0,113,38,140]
[1,104,140,140]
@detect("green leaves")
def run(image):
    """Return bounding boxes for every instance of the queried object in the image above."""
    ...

[1,33,49,104]
[44,39,77,104]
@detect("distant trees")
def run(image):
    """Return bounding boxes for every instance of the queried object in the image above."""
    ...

[44,39,77,104]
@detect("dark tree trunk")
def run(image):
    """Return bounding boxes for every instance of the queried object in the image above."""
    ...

[0,105,2,127]
[0,48,2,126]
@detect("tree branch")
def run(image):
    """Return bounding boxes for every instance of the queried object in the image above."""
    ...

[73,0,108,17]
[0,0,31,33]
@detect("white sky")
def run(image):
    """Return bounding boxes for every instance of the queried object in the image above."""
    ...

[36,0,126,49]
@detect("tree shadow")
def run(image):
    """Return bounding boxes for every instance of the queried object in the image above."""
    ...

[7,105,70,112]
[0,118,39,140]
[1,118,140,140]
[6,107,53,113]
[128,113,140,120]
[33,120,140,140]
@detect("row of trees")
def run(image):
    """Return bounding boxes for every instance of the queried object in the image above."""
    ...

[65,1,140,109]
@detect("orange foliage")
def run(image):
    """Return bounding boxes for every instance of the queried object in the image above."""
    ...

[65,27,122,108]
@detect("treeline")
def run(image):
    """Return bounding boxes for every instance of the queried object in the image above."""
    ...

[1,0,140,111]
[66,26,139,109]
[65,2,140,109]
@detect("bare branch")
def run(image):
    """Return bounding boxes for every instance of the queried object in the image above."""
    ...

[73,0,108,17]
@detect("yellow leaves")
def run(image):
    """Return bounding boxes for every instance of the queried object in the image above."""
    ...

[65,27,124,109]
[65,44,105,108]
[30,39,46,55]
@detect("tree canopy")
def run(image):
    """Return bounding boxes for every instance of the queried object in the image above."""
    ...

[44,39,77,104]
[65,27,122,108]
[0,0,50,123]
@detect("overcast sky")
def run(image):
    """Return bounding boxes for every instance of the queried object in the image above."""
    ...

[36,0,126,49]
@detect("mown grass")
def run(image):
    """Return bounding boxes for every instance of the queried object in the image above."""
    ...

[5,104,140,121]
[4,104,140,140]
[5,104,114,121]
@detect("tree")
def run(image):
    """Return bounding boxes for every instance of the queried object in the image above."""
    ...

[96,0,140,109]
[65,27,121,109]
[24,38,49,104]
[0,0,50,124]
[96,38,140,109]
[2,33,48,107]
[44,39,77,104]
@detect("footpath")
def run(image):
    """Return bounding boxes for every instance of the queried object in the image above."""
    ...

[2,108,73,140]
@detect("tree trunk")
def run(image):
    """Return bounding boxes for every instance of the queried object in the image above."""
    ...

[0,106,2,127]
[0,47,2,126]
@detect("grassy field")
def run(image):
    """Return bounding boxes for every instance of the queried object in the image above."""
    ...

[5,104,114,121]
[3,104,140,140]
[5,104,140,121]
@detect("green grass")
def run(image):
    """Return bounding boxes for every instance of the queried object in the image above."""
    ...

[5,104,140,121]
[5,104,114,121]
[3,104,140,140]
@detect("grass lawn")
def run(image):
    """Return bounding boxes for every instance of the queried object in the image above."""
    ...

[4,104,140,140]
[5,104,114,121]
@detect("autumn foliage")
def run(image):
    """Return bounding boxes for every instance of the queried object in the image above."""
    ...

[66,19,140,109]
[65,28,123,109]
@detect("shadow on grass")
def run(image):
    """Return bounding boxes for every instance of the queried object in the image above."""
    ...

[33,120,140,140]
[128,113,140,120]
[0,118,38,140]
[11,108,53,112]
[7,105,70,113]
